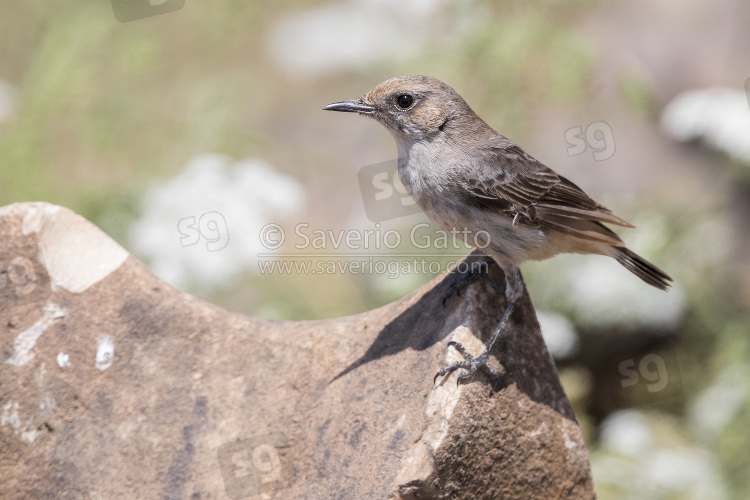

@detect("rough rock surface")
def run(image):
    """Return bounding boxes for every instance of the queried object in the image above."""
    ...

[0,202,594,499]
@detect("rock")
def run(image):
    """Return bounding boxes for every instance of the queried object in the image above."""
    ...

[0,202,594,499]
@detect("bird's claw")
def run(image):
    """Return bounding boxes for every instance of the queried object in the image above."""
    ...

[433,341,502,385]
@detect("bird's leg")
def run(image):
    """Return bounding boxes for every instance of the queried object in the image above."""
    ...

[435,266,523,384]
[440,253,499,306]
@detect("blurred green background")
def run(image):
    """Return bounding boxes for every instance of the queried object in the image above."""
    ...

[2,0,749,498]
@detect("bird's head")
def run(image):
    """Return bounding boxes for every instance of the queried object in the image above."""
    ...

[323,75,478,144]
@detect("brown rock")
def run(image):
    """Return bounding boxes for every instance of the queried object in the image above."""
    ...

[0,202,594,499]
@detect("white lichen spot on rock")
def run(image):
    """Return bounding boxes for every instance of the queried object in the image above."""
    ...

[21,418,39,443]
[396,413,406,428]
[95,335,115,371]
[5,302,67,367]
[39,392,55,419]
[0,402,37,442]
[529,422,548,438]
[562,418,579,450]
[1,401,21,430]
[57,350,71,368]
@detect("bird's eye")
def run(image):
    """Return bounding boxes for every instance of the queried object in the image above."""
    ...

[396,94,414,109]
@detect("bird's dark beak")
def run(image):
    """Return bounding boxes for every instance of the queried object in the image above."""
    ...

[323,99,376,114]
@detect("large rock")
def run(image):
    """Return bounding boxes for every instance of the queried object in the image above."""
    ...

[0,202,594,499]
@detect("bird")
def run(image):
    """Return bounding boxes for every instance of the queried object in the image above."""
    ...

[323,75,673,383]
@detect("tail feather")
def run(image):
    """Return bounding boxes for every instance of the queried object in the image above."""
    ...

[613,248,673,291]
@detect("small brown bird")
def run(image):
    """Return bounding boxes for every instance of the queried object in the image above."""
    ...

[324,75,672,383]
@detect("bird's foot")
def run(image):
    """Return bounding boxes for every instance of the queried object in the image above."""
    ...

[434,293,519,386]
[433,341,502,385]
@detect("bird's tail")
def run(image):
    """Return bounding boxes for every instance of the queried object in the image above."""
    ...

[612,247,673,291]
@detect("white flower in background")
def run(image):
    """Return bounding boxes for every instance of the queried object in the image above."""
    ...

[0,79,16,123]
[266,0,447,75]
[594,410,729,500]
[525,210,689,332]
[129,153,305,290]
[599,409,652,455]
[661,87,750,163]
[537,310,578,359]
[566,256,685,331]
[689,366,748,440]
[562,212,686,331]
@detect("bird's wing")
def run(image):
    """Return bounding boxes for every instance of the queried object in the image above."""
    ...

[455,143,632,246]
[461,144,558,207]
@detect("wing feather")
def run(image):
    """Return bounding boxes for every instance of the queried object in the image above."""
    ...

[455,141,635,239]
[537,217,626,246]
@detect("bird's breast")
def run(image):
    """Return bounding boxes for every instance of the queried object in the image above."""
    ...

[397,143,454,196]
[397,148,550,266]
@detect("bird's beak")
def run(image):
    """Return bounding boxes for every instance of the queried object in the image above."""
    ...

[322,99,376,114]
